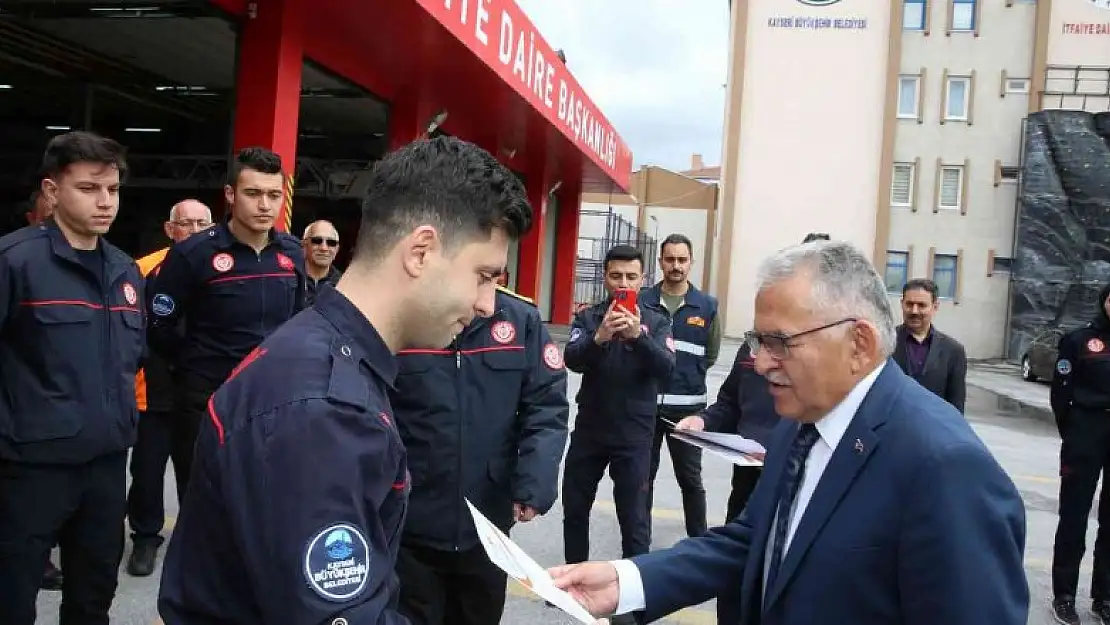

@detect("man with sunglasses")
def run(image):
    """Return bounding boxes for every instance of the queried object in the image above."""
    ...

[301,220,343,307]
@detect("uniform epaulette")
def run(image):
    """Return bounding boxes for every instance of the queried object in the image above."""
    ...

[496,285,534,305]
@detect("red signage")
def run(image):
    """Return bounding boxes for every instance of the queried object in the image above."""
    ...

[415,0,633,191]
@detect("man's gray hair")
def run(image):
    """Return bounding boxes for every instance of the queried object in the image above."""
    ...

[755,240,897,356]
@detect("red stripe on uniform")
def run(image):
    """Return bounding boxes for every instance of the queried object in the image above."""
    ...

[20,300,140,314]
[208,272,295,285]
[206,395,226,445]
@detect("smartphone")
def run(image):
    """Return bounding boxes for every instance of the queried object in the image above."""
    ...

[613,288,637,313]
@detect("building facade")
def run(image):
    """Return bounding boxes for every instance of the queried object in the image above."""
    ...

[713,0,1110,358]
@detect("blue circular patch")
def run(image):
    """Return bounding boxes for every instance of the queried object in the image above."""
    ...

[303,523,370,602]
[569,328,583,343]
[151,294,175,317]
[1056,359,1072,376]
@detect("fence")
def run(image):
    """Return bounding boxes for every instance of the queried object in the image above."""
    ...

[573,207,658,311]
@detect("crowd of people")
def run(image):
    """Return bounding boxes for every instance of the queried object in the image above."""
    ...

[2,127,1110,625]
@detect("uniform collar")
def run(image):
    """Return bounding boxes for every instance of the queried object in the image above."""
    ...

[42,218,130,269]
[314,287,398,387]
[211,219,281,250]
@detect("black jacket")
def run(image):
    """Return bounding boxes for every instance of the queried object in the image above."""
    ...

[390,289,570,550]
[892,325,967,413]
[1051,282,1110,435]
[564,300,676,445]
[0,221,145,464]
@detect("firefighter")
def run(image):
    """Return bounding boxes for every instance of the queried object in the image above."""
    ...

[642,233,720,541]
[561,245,676,579]
[1050,281,1110,625]
[0,131,144,625]
[392,286,570,625]
[125,199,213,577]
[146,147,305,502]
[156,136,533,625]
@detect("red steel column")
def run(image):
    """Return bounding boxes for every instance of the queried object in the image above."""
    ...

[231,0,304,233]
[550,167,583,325]
[516,175,548,301]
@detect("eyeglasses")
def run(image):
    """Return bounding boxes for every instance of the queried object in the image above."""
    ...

[743,317,857,360]
[172,219,212,230]
[308,237,339,248]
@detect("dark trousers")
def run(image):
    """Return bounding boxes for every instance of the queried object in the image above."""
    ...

[1053,408,1110,600]
[169,373,219,504]
[562,433,651,563]
[126,410,193,546]
[396,542,508,625]
[647,414,708,541]
[717,465,763,625]
[0,452,127,625]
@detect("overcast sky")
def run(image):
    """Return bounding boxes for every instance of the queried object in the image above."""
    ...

[515,0,730,173]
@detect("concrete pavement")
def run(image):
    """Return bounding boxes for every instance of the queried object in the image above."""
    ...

[34,341,1083,624]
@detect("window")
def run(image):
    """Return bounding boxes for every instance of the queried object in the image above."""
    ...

[1006,78,1030,94]
[885,251,909,293]
[897,76,920,118]
[945,76,971,120]
[1000,166,1020,182]
[951,0,976,30]
[992,256,1013,273]
[904,0,927,29]
[938,165,964,209]
[891,163,915,207]
[932,254,958,298]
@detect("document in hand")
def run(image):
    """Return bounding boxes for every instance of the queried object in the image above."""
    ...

[464,499,596,624]
[668,429,766,467]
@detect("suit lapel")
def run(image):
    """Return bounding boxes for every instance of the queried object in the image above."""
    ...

[921,329,941,375]
[762,363,900,610]
[892,326,908,370]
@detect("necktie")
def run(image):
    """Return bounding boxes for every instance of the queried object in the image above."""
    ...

[765,423,821,593]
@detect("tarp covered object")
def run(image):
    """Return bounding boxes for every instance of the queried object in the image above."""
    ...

[1008,110,1110,360]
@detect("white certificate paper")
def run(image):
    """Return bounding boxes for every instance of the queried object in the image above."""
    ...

[667,427,766,467]
[465,499,596,624]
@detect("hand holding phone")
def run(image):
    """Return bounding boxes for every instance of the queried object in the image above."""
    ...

[612,288,638,315]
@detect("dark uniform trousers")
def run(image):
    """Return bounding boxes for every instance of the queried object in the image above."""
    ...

[168,372,221,502]
[1053,407,1110,600]
[725,466,762,523]
[562,431,652,563]
[647,411,708,539]
[126,410,192,546]
[397,543,507,625]
[0,452,127,625]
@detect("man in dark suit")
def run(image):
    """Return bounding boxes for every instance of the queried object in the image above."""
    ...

[549,240,1028,625]
[891,278,967,413]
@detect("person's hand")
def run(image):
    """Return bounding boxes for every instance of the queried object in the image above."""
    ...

[676,415,705,431]
[513,503,538,522]
[548,562,620,617]
[615,306,642,340]
[595,302,624,344]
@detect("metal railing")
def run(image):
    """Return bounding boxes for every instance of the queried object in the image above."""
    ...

[573,208,658,311]
[1040,65,1110,113]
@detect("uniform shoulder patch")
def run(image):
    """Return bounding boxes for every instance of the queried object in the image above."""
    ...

[1088,338,1105,353]
[496,285,534,305]
[151,294,175,316]
[303,523,371,602]
[1057,359,1072,376]
[569,327,583,343]
[542,342,564,370]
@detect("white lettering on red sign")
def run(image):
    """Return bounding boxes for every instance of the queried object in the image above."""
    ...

[422,0,624,176]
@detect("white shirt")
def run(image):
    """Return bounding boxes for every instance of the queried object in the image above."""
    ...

[611,362,886,615]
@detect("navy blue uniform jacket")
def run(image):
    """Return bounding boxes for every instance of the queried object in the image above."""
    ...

[391,288,569,550]
[631,362,1029,625]
[0,221,145,464]
[701,343,782,447]
[564,301,675,445]
[157,287,410,625]
[147,221,305,383]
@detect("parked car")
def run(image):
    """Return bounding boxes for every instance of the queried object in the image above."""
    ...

[1022,326,1064,382]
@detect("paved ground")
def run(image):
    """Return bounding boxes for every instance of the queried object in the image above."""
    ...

[967,360,1053,422]
[33,342,1088,624]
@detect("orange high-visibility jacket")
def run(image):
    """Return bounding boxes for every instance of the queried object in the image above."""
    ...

[134,247,169,412]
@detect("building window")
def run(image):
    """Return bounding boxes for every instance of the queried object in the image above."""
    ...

[897,76,920,118]
[885,251,910,293]
[1000,166,1020,182]
[992,256,1013,273]
[945,76,971,121]
[1006,78,1030,94]
[933,254,959,298]
[891,163,915,207]
[904,0,926,29]
[951,0,976,30]
[938,165,964,210]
